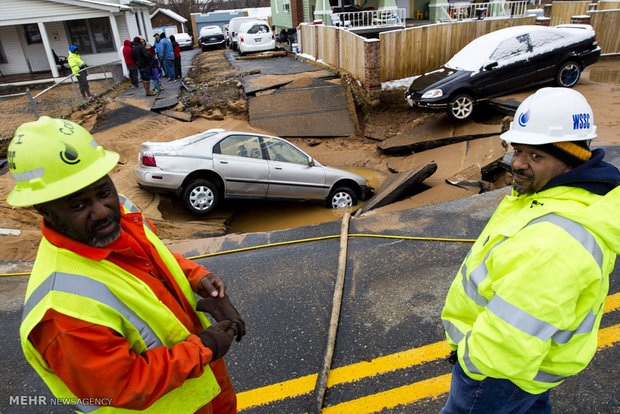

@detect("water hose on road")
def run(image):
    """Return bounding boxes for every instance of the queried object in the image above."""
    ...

[0,233,476,277]
[309,212,350,414]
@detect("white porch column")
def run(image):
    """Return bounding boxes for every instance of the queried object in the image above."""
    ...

[38,22,59,78]
[109,14,127,76]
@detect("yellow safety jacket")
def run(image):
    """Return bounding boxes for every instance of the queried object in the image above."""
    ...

[20,196,220,413]
[442,185,620,394]
[68,51,85,77]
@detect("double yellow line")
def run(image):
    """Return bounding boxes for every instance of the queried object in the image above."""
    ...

[237,293,620,412]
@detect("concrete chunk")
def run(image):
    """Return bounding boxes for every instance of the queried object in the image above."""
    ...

[357,162,437,214]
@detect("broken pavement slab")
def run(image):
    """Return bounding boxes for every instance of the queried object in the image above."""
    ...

[378,117,501,156]
[162,110,192,122]
[387,137,507,187]
[357,162,437,214]
[242,69,335,95]
[248,85,355,137]
[152,96,179,111]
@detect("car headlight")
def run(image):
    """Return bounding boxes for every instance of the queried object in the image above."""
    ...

[421,89,443,99]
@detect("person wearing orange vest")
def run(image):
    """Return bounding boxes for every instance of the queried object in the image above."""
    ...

[7,116,246,413]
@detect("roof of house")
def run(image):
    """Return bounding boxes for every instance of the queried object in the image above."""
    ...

[150,7,187,23]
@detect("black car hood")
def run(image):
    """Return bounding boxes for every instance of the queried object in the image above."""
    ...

[407,66,471,93]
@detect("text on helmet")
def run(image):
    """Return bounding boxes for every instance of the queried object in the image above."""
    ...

[573,113,591,130]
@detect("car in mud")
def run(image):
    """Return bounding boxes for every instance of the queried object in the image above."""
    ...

[404,24,601,121]
[134,129,375,215]
[237,21,276,55]
[199,25,226,51]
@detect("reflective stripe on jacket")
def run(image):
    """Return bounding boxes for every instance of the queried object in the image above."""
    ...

[20,195,220,413]
[68,52,85,76]
[441,185,620,394]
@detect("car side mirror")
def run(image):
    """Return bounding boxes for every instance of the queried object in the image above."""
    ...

[308,156,315,166]
[484,62,498,71]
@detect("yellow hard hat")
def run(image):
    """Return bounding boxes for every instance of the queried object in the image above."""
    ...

[6,116,119,207]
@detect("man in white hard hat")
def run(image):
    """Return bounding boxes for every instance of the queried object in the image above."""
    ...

[7,116,245,413]
[440,87,620,413]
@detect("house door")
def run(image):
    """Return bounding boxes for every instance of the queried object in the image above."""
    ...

[22,24,50,72]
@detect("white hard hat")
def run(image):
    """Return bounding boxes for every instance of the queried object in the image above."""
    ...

[501,87,596,145]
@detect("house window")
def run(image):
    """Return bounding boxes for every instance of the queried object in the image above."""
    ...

[24,24,42,44]
[282,0,291,12]
[0,41,7,64]
[66,18,116,54]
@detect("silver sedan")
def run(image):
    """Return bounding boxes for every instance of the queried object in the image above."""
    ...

[134,129,374,215]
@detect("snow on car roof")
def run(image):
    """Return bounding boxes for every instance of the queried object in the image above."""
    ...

[446,24,595,72]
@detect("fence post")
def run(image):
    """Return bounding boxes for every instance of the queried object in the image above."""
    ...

[364,39,381,100]
[26,88,39,120]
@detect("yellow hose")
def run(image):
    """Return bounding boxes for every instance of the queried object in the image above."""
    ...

[0,233,477,277]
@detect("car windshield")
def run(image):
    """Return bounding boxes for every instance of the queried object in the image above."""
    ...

[201,26,222,36]
[246,24,270,34]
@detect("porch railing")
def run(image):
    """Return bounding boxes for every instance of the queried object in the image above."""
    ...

[433,0,529,22]
[332,8,407,29]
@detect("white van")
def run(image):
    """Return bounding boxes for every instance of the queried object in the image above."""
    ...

[228,16,265,50]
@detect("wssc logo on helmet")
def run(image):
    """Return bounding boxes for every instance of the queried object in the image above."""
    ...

[60,142,80,165]
[518,108,530,128]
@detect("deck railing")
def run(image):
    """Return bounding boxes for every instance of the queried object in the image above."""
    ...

[331,8,407,29]
[433,0,529,22]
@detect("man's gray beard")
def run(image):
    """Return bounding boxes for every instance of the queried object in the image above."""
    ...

[89,227,121,247]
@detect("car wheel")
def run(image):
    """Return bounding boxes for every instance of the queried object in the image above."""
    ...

[555,60,581,87]
[182,179,220,215]
[447,93,475,121]
[201,46,207,52]
[327,187,357,208]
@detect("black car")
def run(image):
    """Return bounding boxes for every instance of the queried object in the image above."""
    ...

[404,24,601,121]
[199,25,226,51]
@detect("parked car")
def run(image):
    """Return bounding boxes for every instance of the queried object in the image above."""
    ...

[134,129,374,215]
[199,26,226,51]
[175,33,193,49]
[404,24,601,121]
[228,16,264,50]
[237,21,276,55]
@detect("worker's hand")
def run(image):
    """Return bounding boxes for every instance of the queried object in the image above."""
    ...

[197,273,226,298]
[197,295,246,342]
[198,320,237,361]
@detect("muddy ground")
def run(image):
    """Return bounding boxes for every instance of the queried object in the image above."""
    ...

[0,51,618,265]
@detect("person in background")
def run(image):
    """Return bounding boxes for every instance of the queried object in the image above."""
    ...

[67,45,94,100]
[130,36,154,96]
[158,32,176,82]
[7,116,245,413]
[440,88,620,413]
[122,39,139,88]
[170,35,182,80]
[153,33,164,77]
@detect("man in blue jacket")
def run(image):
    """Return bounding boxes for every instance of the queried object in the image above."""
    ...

[158,32,175,81]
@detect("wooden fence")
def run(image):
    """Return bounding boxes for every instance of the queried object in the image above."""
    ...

[589,9,620,54]
[550,1,590,25]
[380,16,534,82]
[596,1,620,10]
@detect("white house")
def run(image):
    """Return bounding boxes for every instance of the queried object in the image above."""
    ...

[0,0,154,79]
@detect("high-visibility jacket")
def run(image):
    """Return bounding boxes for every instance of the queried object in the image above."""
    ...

[20,196,220,413]
[442,184,620,394]
[68,51,85,77]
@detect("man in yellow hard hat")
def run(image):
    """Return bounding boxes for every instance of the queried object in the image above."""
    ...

[440,88,620,412]
[7,116,245,413]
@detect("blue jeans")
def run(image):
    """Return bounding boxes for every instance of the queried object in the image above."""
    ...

[441,361,551,414]
[163,58,175,80]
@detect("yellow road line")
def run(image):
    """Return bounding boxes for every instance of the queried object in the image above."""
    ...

[237,341,452,410]
[323,323,620,414]
[237,293,620,411]
[321,374,452,414]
